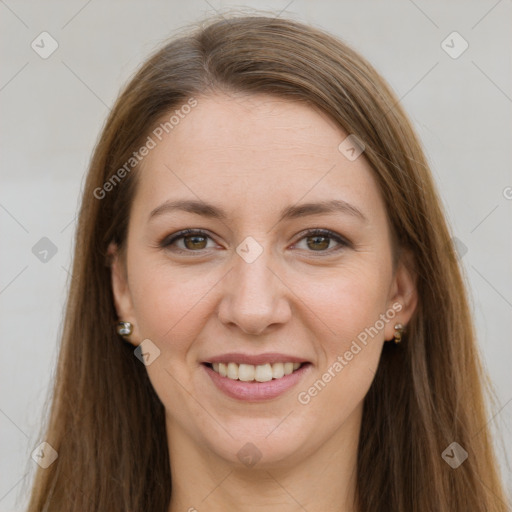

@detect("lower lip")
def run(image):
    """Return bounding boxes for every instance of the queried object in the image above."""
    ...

[202,363,311,402]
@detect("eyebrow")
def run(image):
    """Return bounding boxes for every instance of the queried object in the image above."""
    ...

[148,198,368,223]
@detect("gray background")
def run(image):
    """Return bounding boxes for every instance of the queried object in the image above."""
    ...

[1,1,511,510]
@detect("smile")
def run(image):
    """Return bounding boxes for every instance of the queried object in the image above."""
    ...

[202,359,312,401]
[207,361,303,382]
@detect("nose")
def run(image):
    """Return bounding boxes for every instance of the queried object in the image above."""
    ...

[217,245,292,336]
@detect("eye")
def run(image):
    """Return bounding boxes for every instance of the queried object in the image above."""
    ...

[160,228,350,255]
[292,229,349,254]
[160,229,217,253]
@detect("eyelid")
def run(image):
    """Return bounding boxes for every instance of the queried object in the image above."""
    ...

[159,229,217,250]
[291,228,351,252]
[159,228,351,254]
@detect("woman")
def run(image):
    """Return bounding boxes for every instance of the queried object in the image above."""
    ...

[26,14,508,512]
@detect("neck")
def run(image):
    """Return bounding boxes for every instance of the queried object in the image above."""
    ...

[166,406,361,512]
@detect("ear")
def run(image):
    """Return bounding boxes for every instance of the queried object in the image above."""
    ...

[108,242,139,346]
[384,248,418,342]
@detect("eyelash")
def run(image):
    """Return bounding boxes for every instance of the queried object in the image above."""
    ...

[159,228,350,256]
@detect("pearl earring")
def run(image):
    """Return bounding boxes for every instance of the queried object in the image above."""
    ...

[393,323,405,344]
[117,321,133,337]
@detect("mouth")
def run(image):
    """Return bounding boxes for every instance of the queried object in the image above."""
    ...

[203,361,306,382]
[201,356,312,401]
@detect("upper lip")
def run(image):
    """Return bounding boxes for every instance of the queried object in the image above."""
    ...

[204,353,309,365]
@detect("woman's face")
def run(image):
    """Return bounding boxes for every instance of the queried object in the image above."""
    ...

[110,92,416,469]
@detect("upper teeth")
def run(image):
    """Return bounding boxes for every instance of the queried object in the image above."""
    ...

[211,362,301,382]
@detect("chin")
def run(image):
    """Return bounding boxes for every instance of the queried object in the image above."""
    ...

[200,416,314,470]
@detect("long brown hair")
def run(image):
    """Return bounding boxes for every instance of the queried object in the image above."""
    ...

[25,14,508,511]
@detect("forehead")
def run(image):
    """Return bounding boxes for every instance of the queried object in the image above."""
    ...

[132,92,386,225]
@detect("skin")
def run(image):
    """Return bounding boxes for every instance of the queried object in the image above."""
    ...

[109,92,418,511]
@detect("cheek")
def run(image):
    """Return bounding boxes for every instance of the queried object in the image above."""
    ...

[128,260,218,346]
[294,281,386,430]
[292,263,389,402]
[127,263,216,413]
[296,262,390,345]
